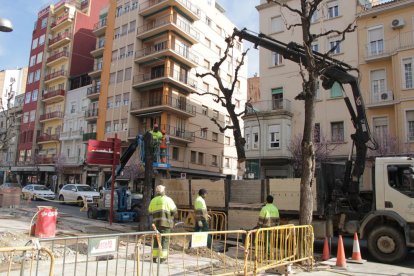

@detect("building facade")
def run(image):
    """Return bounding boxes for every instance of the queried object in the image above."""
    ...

[246,0,362,178]
[16,0,108,187]
[89,0,247,183]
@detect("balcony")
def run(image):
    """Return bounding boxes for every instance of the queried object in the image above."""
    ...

[127,124,194,143]
[138,0,201,21]
[39,111,64,122]
[42,89,65,103]
[245,99,292,115]
[36,156,56,165]
[136,14,199,44]
[132,67,198,93]
[46,51,69,66]
[85,108,98,120]
[365,31,414,62]
[44,70,67,84]
[93,18,107,36]
[83,132,97,142]
[37,134,60,144]
[49,32,72,49]
[86,85,100,100]
[366,90,395,108]
[54,0,80,13]
[89,62,103,78]
[135,40,198,68]
[130,95,196,117]
[90,41,105,57]
[60,130,83,140]
[51,13,72,31]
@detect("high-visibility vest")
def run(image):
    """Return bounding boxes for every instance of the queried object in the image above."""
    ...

[150,130,163,141]
[194,195,208,222]
[148,195,177,228]
[258,203,280,227]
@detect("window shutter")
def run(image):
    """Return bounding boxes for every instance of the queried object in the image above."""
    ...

[368,27,383,42]
[271,87,283,95]
[330,82,342,97]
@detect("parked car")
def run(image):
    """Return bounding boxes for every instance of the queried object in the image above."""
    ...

[22,184,55,201]
[58,184,100,206]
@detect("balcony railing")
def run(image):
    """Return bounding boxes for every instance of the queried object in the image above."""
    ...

[39,111,64,121]
[139,0,201,17]
[83,132,97,141]
[161,124,195,141]
[94,18,107,30]
[370,90,394,104]
[365,31,414,60]
[37,156,55,164]
[93,62,103,71]
[130,95,196,115]
[87,85,100,97]
[44,70,67,81]
[137,14,199,41]
[47,51,69,63]
[37,134,60,143]
[246,99,292,114]
[54,0,79,10]
[85,108,98,118]
[60,130,83,139]
[133,67,198,88]
[135,40,198,64]
[51,14,70,28]
[43,89,65,100]
[49,32,72,46]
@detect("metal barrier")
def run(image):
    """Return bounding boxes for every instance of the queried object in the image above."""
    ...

[0,244,55,276]
[176,209,227,232]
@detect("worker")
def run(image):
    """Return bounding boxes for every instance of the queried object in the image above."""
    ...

[257,195,280,228]
[159,130,169,163]
[194,188,212,247]
[149,124,163,162]
[148,185,177,263]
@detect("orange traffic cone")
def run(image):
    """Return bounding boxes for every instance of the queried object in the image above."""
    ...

[322,237,330,261]
[349,232,366,263]
[335,235,347,268]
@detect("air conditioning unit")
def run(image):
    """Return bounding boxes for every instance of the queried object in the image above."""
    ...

[391,18,405,29]
[380,92,389,101]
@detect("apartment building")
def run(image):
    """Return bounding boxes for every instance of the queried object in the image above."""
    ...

[15,0,108,187]
[357,0,414,186]
[89,0,247,183]
[246,0,361,178]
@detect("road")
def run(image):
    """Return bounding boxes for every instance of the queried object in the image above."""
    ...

[29,198,88,219]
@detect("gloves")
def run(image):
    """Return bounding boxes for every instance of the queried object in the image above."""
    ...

[198,221,203,227]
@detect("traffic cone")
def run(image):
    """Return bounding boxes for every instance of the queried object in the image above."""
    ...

[322,237,330,261]
[335,235,347,268]
[349,232,366,263]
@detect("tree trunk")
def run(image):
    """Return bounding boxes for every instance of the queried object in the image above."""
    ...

[229,107,246,162]
[139,132,153,231]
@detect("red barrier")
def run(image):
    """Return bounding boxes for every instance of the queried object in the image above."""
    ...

[35,206,58,238]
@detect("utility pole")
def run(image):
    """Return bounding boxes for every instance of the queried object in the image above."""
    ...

[139,131,153,231]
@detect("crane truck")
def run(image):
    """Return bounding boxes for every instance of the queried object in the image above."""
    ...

[233,28,414,263]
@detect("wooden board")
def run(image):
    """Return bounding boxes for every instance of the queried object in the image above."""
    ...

[191,179,225,208]
[160,179,190,206]
[228,209,258,230]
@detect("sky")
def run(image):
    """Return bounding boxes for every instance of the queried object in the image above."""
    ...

[0,0,260,76]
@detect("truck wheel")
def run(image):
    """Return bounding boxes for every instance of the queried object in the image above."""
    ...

[367,225,407,263]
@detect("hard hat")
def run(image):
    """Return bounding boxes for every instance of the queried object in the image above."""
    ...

[154,124,159,128]
[155,185,165,194]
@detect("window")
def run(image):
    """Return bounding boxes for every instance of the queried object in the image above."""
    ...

[235,99,240,108]
[172,147,179,160]
[315,81,321,100]
[312,43,319,52]
[245,133,250,150]
[32,89,38,101]
[270,15,283,33]
[330,82,343,98]
[213,110,219,119]
[225,136,230,145]
[71,102,76,113]
[311,10,318,23]
[36,52,43,64]
[203,59,210,70]
[327,1,339,18]
[31,38,38,50]
[114,27,120,38]
[25,92,31,104]
[113,120,120,131]
[205,16,211,26]
[30,55,36,66]
[198,152,204,164]
[202,82,209,93]
[123,93,130,105]
[131,0,138,10]
[119,47,126,59]
[252,127,259,149]
[269,125,280,148]
[225,115,231,125]
[402,57,413,89]
[34,69,41,81]
[224,157,230,168]
[204,37,211,48]
[212,155,218,166]
[30,110,36,122]
[368,27,384,56]
[26,150,31,162]
[406,111,414,141]
[116,6,122,17]
[128,20,136,33]
[373,117,389,147]
[191,151,197,163]
[200,128,207,139]
[127,44,134,57]
[314,123,321,143]
[329,39,341,54]
[212,132,218,142]
[105,121,112,133]
[23,112,29,123]
[214,88,220,95]
[39,34,45,45]
[27,72,33,84]
[19,150,25,162]
[109,73,116,84]
[107,97,113,108]
[331,121,344,142]
[41,17,48,29]
[117,70,123,83]
[386,164,414,198]
[271,87,283,109]
[370,69,386,103]
[202,105,208,115]
[121,24,128,36]
[125,67,132,80]
[124,2,130,13]
[111,50,117,61]
[272,52,284,66]
[115,95,122,107]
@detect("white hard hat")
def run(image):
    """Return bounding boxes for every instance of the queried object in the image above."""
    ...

[155,185,165,194]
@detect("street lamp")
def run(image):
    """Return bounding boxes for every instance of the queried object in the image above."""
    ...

[245,101,261,179]
[0,18,13,32]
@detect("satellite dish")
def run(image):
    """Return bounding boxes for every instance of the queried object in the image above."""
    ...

[357,0,372,9]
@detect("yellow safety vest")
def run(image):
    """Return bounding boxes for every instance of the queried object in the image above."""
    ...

[258,203,280,227]
[148,195,177,228]
[194,195,208,222]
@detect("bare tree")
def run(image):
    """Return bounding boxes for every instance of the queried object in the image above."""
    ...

[288,133,338,177]
[123,153,145,189]
[195,37,249,162]
[0,79,18,153]
[368,133,398,157]
[267,0,356,224]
